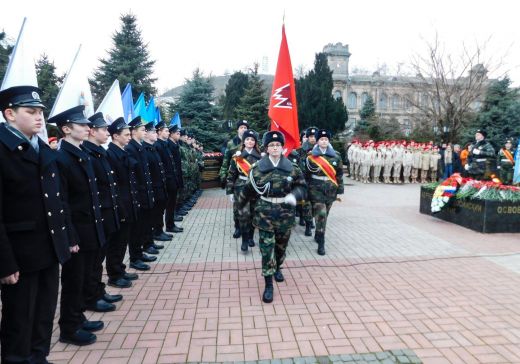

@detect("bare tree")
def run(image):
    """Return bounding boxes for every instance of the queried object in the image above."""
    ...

[404,33,504,142]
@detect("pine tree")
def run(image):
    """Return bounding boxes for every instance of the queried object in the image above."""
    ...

[91,13,156,102]
[296,52,348,134]
[355,94,376,136]
[235,65,268,133]
[170,69,229,151]
[221,71,249,119]
[35,54,63,117]
[0,31,14,81]
[464,77,520,148]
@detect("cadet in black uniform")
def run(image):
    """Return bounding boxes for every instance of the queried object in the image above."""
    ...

[82,112,123,308]
[106,117,140,287]
[167,125,185,224]
[50,105,106,346]
[142,121,170,246]
[0,86,72,364]
[125,116,156,270]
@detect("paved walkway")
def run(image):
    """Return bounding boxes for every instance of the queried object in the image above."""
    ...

[43,181,519,363]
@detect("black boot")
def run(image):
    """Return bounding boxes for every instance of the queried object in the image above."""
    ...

[248,228,255,247]
[299,215,305,226]
[305,221,312,236]
[311,220,315,229]
[262,276,274,303]
[274,269,284,282]
[241,234,249,252]
[232,220,241,238]
[317,233,325,256]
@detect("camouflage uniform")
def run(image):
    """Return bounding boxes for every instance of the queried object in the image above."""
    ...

[226,148,262,250]
[238,156,306,277]
[295,141,315,228]
[219,136,242,183]
[467,139,495,180]
[304,144,344,255]
[178,140,191,204]
[497,146,515,184]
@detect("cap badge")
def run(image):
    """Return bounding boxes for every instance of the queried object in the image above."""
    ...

[31,91,41,100]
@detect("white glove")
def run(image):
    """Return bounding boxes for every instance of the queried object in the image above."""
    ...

[284,193,297,206]
[229,194,234,203]
[473,148,480,155]
[464,164,470,171]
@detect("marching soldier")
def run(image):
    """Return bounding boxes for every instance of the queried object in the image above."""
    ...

[296,126,318,235]
[0,86,71,363]
[466,129,496,180]
[105,117,140,288]
[497,139,515,184]
[125,116,156,271]
[82,112,122,312]
[226,129,262,252]
[237,131,307,303]
[304,129,344,255]
[51,105,107,346]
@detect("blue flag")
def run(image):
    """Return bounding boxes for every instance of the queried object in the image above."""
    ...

[155,107,162,124]
[170,112,182,128]
[121,83,134,123]
[513,140,520,184]
[133,92,147,120]
[145,97,155,123]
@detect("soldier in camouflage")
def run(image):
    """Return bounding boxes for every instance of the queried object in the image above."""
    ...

[497,139,515,184]
[296,127,318,236]
[304,129,344,256]
[465,129,496,180]
[220,120,249,238]
[226,130,262,252]
[238,131,307,303]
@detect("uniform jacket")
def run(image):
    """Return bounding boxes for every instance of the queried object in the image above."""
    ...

[226,148,262,195]
[219,136,242,180]
[304,145,344,203]
[82,140,120,236]
[57,140,105,251]
[143,141,168,202]
[155,138,177,191]
[0,124,71,277]
[167,139,183,188]
[125,139,154,209]
[106,142,139,223]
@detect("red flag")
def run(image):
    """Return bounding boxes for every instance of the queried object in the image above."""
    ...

[268,25,300,155]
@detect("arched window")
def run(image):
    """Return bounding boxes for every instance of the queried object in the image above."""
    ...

[392,94,400,110]
[347,92,357,109]
[333,90,342,100]
[379,93,388,110]
[361,92,369,107]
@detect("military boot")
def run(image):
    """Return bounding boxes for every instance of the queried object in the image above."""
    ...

[241,233,248,252]
[305,221,312,236]
[299,215,305,226]
[262,276,274,303]
[232,219,241,239]
[274,269,284,282]
[317,233,326,256]
[248,228,256,247]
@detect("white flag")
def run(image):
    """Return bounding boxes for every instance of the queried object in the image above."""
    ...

[96,80,124,124]
[50,44,95,119]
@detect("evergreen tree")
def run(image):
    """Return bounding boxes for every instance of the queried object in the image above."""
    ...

[0,31,14,81]
[91,13,156,102]
[170,69,229,151]
[235,65,268,133]
[355,94,376,136]
[464,77,520,148]
[296,52,348,133]
[222,71,249,119]
[35,54,63,118]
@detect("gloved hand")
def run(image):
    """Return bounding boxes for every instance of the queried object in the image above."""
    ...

[284,193,297,206]
[464,164,470,171]
[473,148,480,155]
[229,194,234,203]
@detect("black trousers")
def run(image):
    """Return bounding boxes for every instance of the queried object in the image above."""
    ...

[84,244,106,306]
[153,198,167,233]
[165,186,178,229]
[106,222,131,280]
[1,264,59,364]
[129,208,153,261]
[58,249,96,336]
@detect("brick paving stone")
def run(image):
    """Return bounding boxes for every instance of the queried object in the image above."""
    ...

[9,183,515,364]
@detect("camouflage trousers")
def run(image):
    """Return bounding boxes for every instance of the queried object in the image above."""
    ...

[499,166,514,185]
[259,229,291,276]
[311,201,333,234]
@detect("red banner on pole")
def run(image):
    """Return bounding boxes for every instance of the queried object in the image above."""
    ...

[268,25,300,155]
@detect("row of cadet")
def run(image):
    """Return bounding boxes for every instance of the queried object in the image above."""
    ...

[0,85,205,360]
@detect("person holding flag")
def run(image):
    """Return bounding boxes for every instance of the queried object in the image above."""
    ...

[497,138,516,185]
[226,129,262,253]
[304,129,344,256]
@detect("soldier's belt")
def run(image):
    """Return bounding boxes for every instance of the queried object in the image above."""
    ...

[501,159,513,163]
[312,175,330,181]
[475,158,487,162]
[238,175,248,180]
[260,196,286,203]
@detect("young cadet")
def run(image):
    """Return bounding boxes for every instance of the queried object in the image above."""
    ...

[50,105,106,346]
[304,129,344,256]
[125,116,156,270]
[237,131,307,303]
[105,117,139,287]
[165,124,184,232]
[0,86,71,363]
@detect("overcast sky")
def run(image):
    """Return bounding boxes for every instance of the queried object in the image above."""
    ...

[2,0,520,94]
